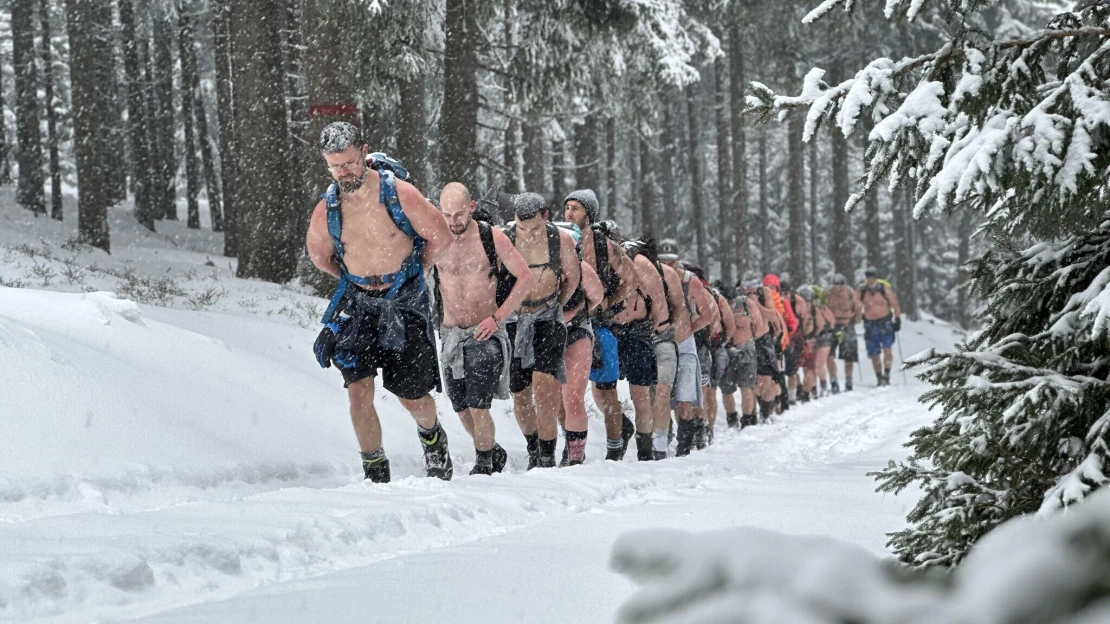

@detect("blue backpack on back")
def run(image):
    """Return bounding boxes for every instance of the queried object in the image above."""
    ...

[320,153,425,324]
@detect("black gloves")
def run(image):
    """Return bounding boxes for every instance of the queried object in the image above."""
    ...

[314,322,340,368]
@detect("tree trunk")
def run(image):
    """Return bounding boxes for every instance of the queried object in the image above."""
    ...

[551,136,567,205]
[232,0,297,282]
[713,49,733,286]
[861,120,881,271]
[439,0,479,188]
[574,113,599,192]
[639,133,656,237]
[604,117,617,220]
[685,84,707,272]
[190,51,223,232]
[178,0,201,230]
[660,97,677,240]
[13,0,46,214]
[728,12,748,280]
[758,126,768,274]
[120,0,149,228]
[829,60,853,281]
[522,121,545,194]
[809,134,819,281]
[893,186,918,319]
[397,74,427,185]
[40,0,63,220]
[956,208,973,329]
[65,0,114,251]
[499,0,518,193]
[787,110,805,283]
[212,0,237,253]
[629,130,641,234]
[0,61,10,184]
[280,0,312,231]
[151,8,178,220]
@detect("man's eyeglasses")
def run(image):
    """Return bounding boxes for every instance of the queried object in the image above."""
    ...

[327,157,364,172]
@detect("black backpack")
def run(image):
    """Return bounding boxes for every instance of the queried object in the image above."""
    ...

[433,220,501,327]
[498,221,563,308]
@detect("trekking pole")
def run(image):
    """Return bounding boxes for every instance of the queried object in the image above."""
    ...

[896,333,908,384]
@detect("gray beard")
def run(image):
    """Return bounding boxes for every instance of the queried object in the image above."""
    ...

[338,170,366,193]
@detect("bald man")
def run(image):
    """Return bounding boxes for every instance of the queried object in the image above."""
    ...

[435,183,534,474]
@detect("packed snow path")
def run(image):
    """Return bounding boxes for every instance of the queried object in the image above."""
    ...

[1,287,945,622]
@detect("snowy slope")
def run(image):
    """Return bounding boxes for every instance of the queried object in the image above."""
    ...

[0,192,965,622]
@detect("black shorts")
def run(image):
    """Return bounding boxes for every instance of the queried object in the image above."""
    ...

[443,338,503,413]
[567,317,593,347]
[755,333,778,378]
[834,323,859,362]
[334,307,439,401]
[617,334,656,387]
[508,320,568,393]
[784,338,801,377]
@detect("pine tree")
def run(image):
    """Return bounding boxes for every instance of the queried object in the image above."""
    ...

[65,0,114,251]
[40,0,63,220]
[751,0,1110,566]
[12,0,46,214]
[230,0,296,281]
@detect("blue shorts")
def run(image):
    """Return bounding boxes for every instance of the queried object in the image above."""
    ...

[590,327,620,388]
[864,318,895,357]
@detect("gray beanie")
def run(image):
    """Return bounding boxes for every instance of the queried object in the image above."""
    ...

[564,189,600,224]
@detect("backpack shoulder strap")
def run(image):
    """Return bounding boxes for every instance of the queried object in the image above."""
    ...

[324,182,344,261]
[478,221,499,279]
[546,222,562,284]
[377,170,419,242]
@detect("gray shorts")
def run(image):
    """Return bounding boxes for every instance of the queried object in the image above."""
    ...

[673,352,703,406]
[654,340,678,387]
[697,345,713,388]
[720,340,757,393]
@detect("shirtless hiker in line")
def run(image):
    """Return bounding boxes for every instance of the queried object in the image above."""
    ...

[307,122,454,483]
[434,183,534,474]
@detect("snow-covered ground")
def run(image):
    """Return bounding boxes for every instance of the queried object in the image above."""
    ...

[0,191,964,622]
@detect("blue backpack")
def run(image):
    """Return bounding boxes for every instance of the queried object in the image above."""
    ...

[320,153,425,324]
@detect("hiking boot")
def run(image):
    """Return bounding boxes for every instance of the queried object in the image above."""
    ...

[559,441,570,467]
[652,450,667,461]
[536,437,557,468]
[635,432,654,461]
[491,444,508,473]
[830,380,840,395]
[740,412,758,428]
[524,433,539,471]
[798,389,810,403]
[362,455,391,483]
[694,420,708,450]
[675,419,697,457]
[420,426,453,481]
[845,380,853,392]
[566,431,587,466]
[726,412,740,429]
[619,414,636,459]
[759,400,776,424]
[470,448,495,476]
[707,427,715,446]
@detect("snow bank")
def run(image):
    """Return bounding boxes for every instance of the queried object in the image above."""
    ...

[611,488,1110,623]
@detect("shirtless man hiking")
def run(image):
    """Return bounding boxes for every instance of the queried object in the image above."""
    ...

[825,273,861,394]
[504,193,582,469]
[857,267,902,386]
[434,183,534,474]
[307,122,454,483]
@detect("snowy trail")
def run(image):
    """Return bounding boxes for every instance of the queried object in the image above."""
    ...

[2,380,930,623]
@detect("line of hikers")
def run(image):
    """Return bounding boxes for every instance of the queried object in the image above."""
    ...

[307,123,903,483]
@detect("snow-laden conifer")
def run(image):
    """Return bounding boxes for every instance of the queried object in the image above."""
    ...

[748,0,1110,566]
